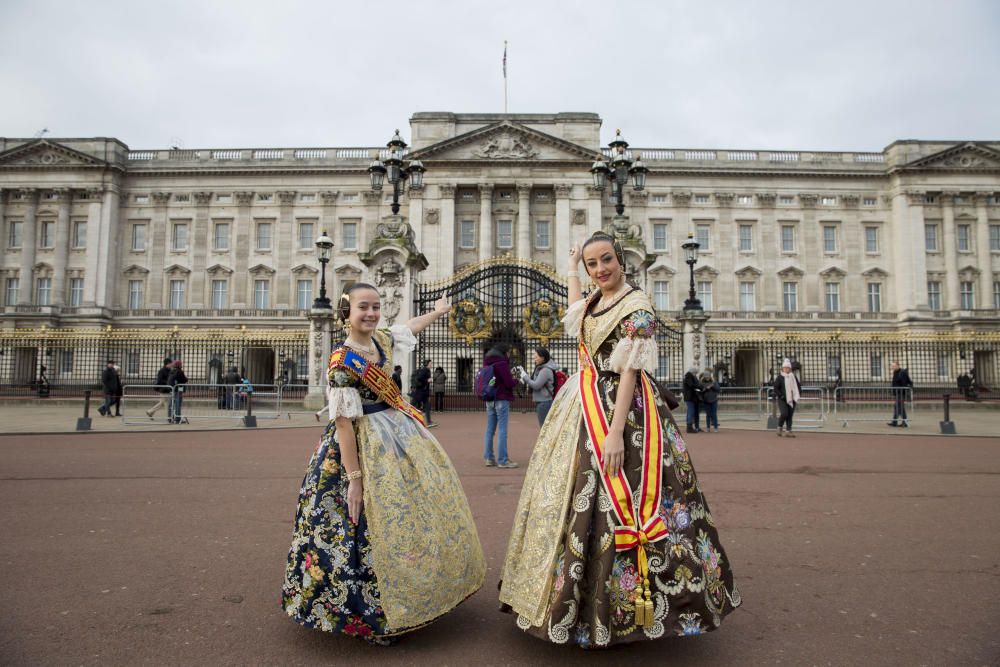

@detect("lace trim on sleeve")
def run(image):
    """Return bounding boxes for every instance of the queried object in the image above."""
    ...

[328,387,363,421]
[561,299,587,336]
[389,324,417,357]
[608,336,658,374]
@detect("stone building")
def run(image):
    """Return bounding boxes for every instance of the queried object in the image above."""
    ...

[1,112,998,393]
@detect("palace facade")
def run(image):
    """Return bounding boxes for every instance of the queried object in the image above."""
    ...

[1,112,998,390]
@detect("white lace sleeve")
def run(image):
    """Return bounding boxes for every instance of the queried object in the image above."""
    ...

[608,336,658,374]
[561,299,587,336]
[328,387,363,421]
[389,324,417,357]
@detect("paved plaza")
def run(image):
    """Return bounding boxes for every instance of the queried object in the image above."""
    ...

[1,411,998,666]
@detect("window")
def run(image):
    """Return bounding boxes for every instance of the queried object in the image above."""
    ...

[823,225,837,253]
[695,224,711,251]
[5,278,18,306]
[254,279,270,308]
[459,220,475,249]
[61,349,74,374]
[535,220,550,249]
[937,353,949,379]
[72,221,87,249]
[925,223,938,251]
[8,221,22,248]
[781,225,795,252]
[213,222,230,250]
[298,222,314,250]
[342,222,358,251]
[297,279,313,309]
[739,281,756,311]
[127,280,144,309]
[340,193,357,203]
[39,221,54,248]
[870,353,883,378]
[863,197,877,206]
[534,191,551,201]
[651,194,668,204]
[460,191,475,201]
[134,194,149,204]
[736,195,753,205]
[825,282,840,312]
[169,280,186,309]
[211,280,228,309]
[821,196,836,206]
[497,220,513,249]
[867,283,882,313]
[694,194,710,204]
[217,193,233,203]
[653,280,670,310]
[827,354,841,380]
[994,281,1000,309]
[36,277,51,305]
[782,282,798,311]
[738,224,753,251]
[960,281,975,309]
[779,196,794,205]
[255,222,272,250]
[172,222,189,251]
[924,194,937,204]
[957,224,971,252]
[131,223,146,251]
[697,281,713,310]
[991,224,1000,251]
[257,193,273,202]
[69,278,83,306]
[865,226,879,253]
[927,281,942,310]
[125,351,140,376]
[653,223,669,251]
[498,191,513,201]
[298,193,314,203]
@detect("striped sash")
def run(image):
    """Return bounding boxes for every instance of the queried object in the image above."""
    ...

[328,347,427,426]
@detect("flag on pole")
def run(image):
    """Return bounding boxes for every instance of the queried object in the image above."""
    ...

[503,41,507,78]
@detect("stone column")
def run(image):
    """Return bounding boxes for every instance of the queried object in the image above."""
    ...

[51,188,71,306]
[516,182,532,259]
[478,183,493,263]
[233,192,254,308]
[941,194,959,310]
[408,186,424,254]
[671,192,692,310]
[148,192,171,308]
[974,192,993,307]
[17,188,38,304]
[714,193,735,310]
[890,190,929,313]
[82,189,104,307]
[587,186,603,236]
[678,310,710,375]
[191,191,212,307]
[554,183,572,274]
[439,184,456,280]
[798,193,819,311]
[94,187,121,309]
[0,189,6,275]
[276,191,296,307]
[305,307,336,409]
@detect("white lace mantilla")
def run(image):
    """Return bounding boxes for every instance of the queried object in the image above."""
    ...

[327,386,363,421]
[608,336,658,374]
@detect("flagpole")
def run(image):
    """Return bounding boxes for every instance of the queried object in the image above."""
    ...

[503,40,508,114]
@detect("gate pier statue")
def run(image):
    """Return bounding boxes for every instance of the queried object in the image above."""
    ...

[679,310,711,375]
[306,306,336,409]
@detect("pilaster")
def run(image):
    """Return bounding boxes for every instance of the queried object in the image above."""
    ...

[52,189,71,306]
[17,188,38,304]
[191,191,212,307]
[148,191,171,308]
[941,193,959,310]
[276,191,296,306]
[478,183,493,263]
[974,192,993,306]
[516,182,532,259]
[233,191,253,308]
[554,183,572,274]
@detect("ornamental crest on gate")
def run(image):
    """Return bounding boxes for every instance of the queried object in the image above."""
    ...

[449,298,493,345]
[523,298,565,347]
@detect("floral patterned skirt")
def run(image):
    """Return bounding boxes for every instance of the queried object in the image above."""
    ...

[282,409,486,640]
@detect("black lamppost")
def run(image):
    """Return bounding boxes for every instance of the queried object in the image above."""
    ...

[367,129,425,215]
[682,232,702,311]
[590,129,648,216]
[313,230,334,309]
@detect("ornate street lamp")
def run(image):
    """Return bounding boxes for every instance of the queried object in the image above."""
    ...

[682,232,702,311]
[590,129,648,216]
[368,129,425,215]
[313,230,334,309]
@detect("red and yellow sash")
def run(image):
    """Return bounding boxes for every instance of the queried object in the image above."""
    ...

[578,340,667,626]
[328,347,427,426]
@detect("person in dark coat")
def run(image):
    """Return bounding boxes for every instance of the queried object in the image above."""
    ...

[391,365,403,391]
[98,360,121,417]
[146,358,173,419]
[410,359,435,427]
[483,343,518,468]
[700,369,720,432]
[433,366,447,412]
[773,358,801,437]
[167,360,188,424]
[682,367,703,433]
[888,360,913,427]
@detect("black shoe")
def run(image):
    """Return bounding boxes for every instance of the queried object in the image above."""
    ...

[887,422,898,427]
[98,407,107,416]
[900,422,908,428]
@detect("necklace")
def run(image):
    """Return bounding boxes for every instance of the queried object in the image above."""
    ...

[597,284,630,310]
[344,337,376,355]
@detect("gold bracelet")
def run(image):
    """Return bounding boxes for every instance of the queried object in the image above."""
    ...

[346,469,363,481]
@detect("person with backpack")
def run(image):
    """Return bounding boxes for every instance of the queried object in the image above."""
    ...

[479,343,518,468]
[520,347,563,426]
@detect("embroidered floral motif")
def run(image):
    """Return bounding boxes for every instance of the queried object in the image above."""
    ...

[621,309,657,339]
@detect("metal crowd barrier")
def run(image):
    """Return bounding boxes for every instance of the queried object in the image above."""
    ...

[834,386,914,427]
[716,386,768,422]
[762,385,828,429]
[278,384,329,420]
[121,384,175,425]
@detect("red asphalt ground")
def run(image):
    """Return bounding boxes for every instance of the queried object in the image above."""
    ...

[1,412,998,667]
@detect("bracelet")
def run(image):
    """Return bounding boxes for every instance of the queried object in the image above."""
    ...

[567,271,579,277]
[346,469,363,481]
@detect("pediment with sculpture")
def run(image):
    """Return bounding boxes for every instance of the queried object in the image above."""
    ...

[408,120,596,163]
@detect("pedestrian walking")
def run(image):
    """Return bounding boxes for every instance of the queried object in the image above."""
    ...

[773,358,800,437]
[682,367,703,433]
[479,343,518,468]
[111,364,124,416]
[223,366,240,409]
[98,360,120,417]
[167,360,188,424]
[700,369,720,432]
[410,358,435,427]
[146,358,173,419]
[519,347,560,426]
[887,360,913,427]
[432,366,447,412]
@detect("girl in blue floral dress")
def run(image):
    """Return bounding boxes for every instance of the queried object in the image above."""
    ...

[282,283,485,643]
[500,232,741,647]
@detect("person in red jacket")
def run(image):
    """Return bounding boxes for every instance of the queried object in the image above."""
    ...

[482,343,518,468]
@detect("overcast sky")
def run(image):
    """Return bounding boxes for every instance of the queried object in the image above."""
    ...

[1,0,997,151]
